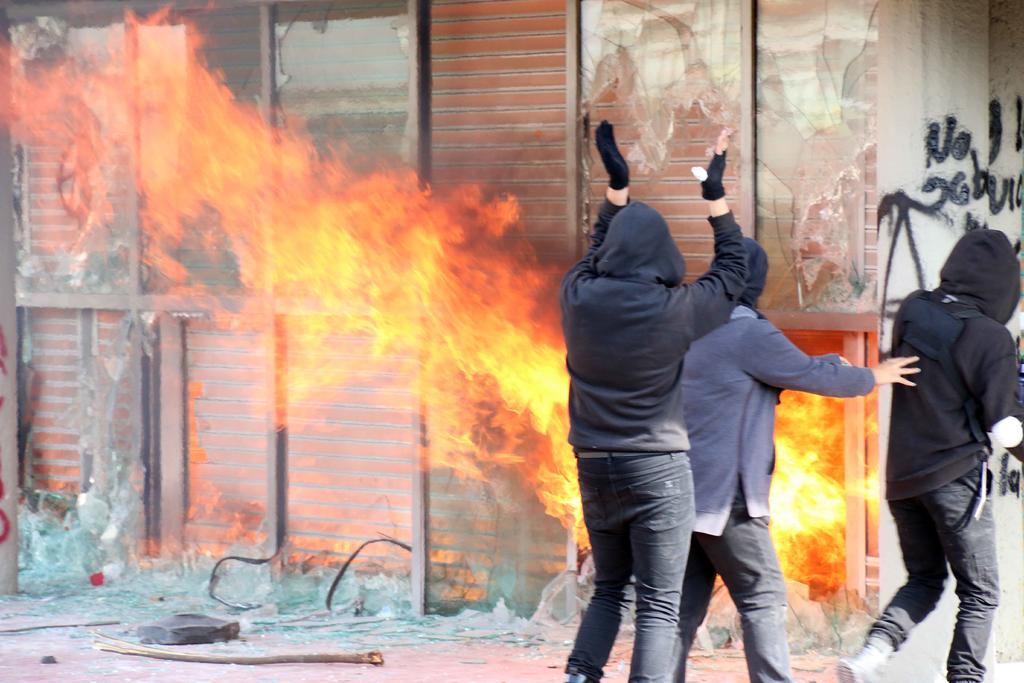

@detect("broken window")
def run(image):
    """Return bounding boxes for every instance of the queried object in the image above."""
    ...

[756,0,879,311]
[582,0,745,275]
[10,14,135,295]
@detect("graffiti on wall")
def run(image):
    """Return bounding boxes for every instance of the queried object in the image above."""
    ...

[0,324,10,544]
[880,96,1024,324]
[999,453,1022,499]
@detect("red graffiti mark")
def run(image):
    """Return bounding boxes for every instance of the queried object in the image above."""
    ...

[0,323,9,544]
[0,478,8,544]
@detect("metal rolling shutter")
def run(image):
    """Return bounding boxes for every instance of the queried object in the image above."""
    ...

[432,0,570,262]
[283,324,417,568]
[272,2,418,568]
[184,321,271,554]
[180,5,262,104]
[23,309,83,492]
[428,0,569,614]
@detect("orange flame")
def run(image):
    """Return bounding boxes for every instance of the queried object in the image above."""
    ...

[4,14,584,540]
[771,390,879,596]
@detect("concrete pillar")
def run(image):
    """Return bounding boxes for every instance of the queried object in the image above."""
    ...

[877,0,987,681]
[878,0,1024,679]
[0,6,18,595]
[988,0,1024,668]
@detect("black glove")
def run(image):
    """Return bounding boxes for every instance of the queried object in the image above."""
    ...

[701,150,727,200]
[595,120,629,190]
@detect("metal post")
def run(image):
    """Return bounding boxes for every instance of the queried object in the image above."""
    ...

[566,0,582,257]
[158,315,186,554]
[409,0,431,617]
[844,332,868,596]
[259,2,284,560]
[564,0,582,616]
[0,6,20,594]
[739,0,756,236]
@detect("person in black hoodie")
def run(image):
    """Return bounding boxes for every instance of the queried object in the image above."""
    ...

[839,229,1024,683]
[560,122,748,683]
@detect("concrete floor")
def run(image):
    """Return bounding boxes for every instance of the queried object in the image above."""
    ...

[0,593,842,683]
[1,629,842,683]
[2,591,1020,682]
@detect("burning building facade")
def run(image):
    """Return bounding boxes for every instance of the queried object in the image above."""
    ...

[0,0,1021,679]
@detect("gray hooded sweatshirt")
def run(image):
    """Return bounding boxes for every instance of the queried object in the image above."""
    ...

[681,239,876,535]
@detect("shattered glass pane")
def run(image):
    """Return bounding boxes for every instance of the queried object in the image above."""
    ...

[756,0,879,312]
[427,461,569,617]
[276,1,412,166]
[10,16,135,295]
[582,0,745,277]
[18,307,145,583]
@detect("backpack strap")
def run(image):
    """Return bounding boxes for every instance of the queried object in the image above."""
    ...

[949,307,988,448]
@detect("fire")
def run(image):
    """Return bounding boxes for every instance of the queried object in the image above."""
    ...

[771,390,878,596]
[3,15,584,540]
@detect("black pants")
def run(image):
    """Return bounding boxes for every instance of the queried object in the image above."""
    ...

[870,467,998,683]
[568,452,694,683]
[673,492,792,682]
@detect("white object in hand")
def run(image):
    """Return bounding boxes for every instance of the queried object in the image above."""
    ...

[989,415,1023,449]
[691,166,708,182]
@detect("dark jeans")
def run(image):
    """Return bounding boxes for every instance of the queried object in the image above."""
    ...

[568,452,694,683]
[870,467,998,683]
[673,491,792,683]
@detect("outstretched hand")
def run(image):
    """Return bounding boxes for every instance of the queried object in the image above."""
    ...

[694,127,733,200]
[595,121,629,190]
[871,356,921,387]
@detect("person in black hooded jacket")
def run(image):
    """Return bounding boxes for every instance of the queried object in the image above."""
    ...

[560,123,747,683]
[840,229,1024,683]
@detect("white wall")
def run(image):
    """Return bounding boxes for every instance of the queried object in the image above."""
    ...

[988,0,1024,666]
[878,0,1024,680]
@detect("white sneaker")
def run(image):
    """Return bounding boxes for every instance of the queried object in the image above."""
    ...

[837,640,893,683]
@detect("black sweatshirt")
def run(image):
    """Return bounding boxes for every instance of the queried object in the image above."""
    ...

[887,229,1024,500]
[560,200,748,452]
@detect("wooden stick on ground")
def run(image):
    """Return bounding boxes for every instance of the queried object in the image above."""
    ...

[0,620,120,634]
[91,632,384,666]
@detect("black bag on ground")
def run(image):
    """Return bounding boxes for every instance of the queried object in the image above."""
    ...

[138,613,240,645]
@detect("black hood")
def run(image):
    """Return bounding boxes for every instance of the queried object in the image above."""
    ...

[739,237,768,309]
[939,229,1020,324]
[595,202,686,286]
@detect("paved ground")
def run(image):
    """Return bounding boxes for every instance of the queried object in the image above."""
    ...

[3,585,1020,682]
[0,592,841,683]
[1,627,842,683]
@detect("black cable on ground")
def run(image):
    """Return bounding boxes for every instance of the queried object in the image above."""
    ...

[208,552,281,610]
[325,536,413,612]
[208,423,288,611]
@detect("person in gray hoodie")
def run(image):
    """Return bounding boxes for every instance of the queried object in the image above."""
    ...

[671,239,919,683]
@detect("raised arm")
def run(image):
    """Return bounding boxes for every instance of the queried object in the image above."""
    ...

[562,121,628,290]
[671,129,749,340]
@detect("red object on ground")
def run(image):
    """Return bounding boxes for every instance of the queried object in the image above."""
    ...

[89,572,104,587]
